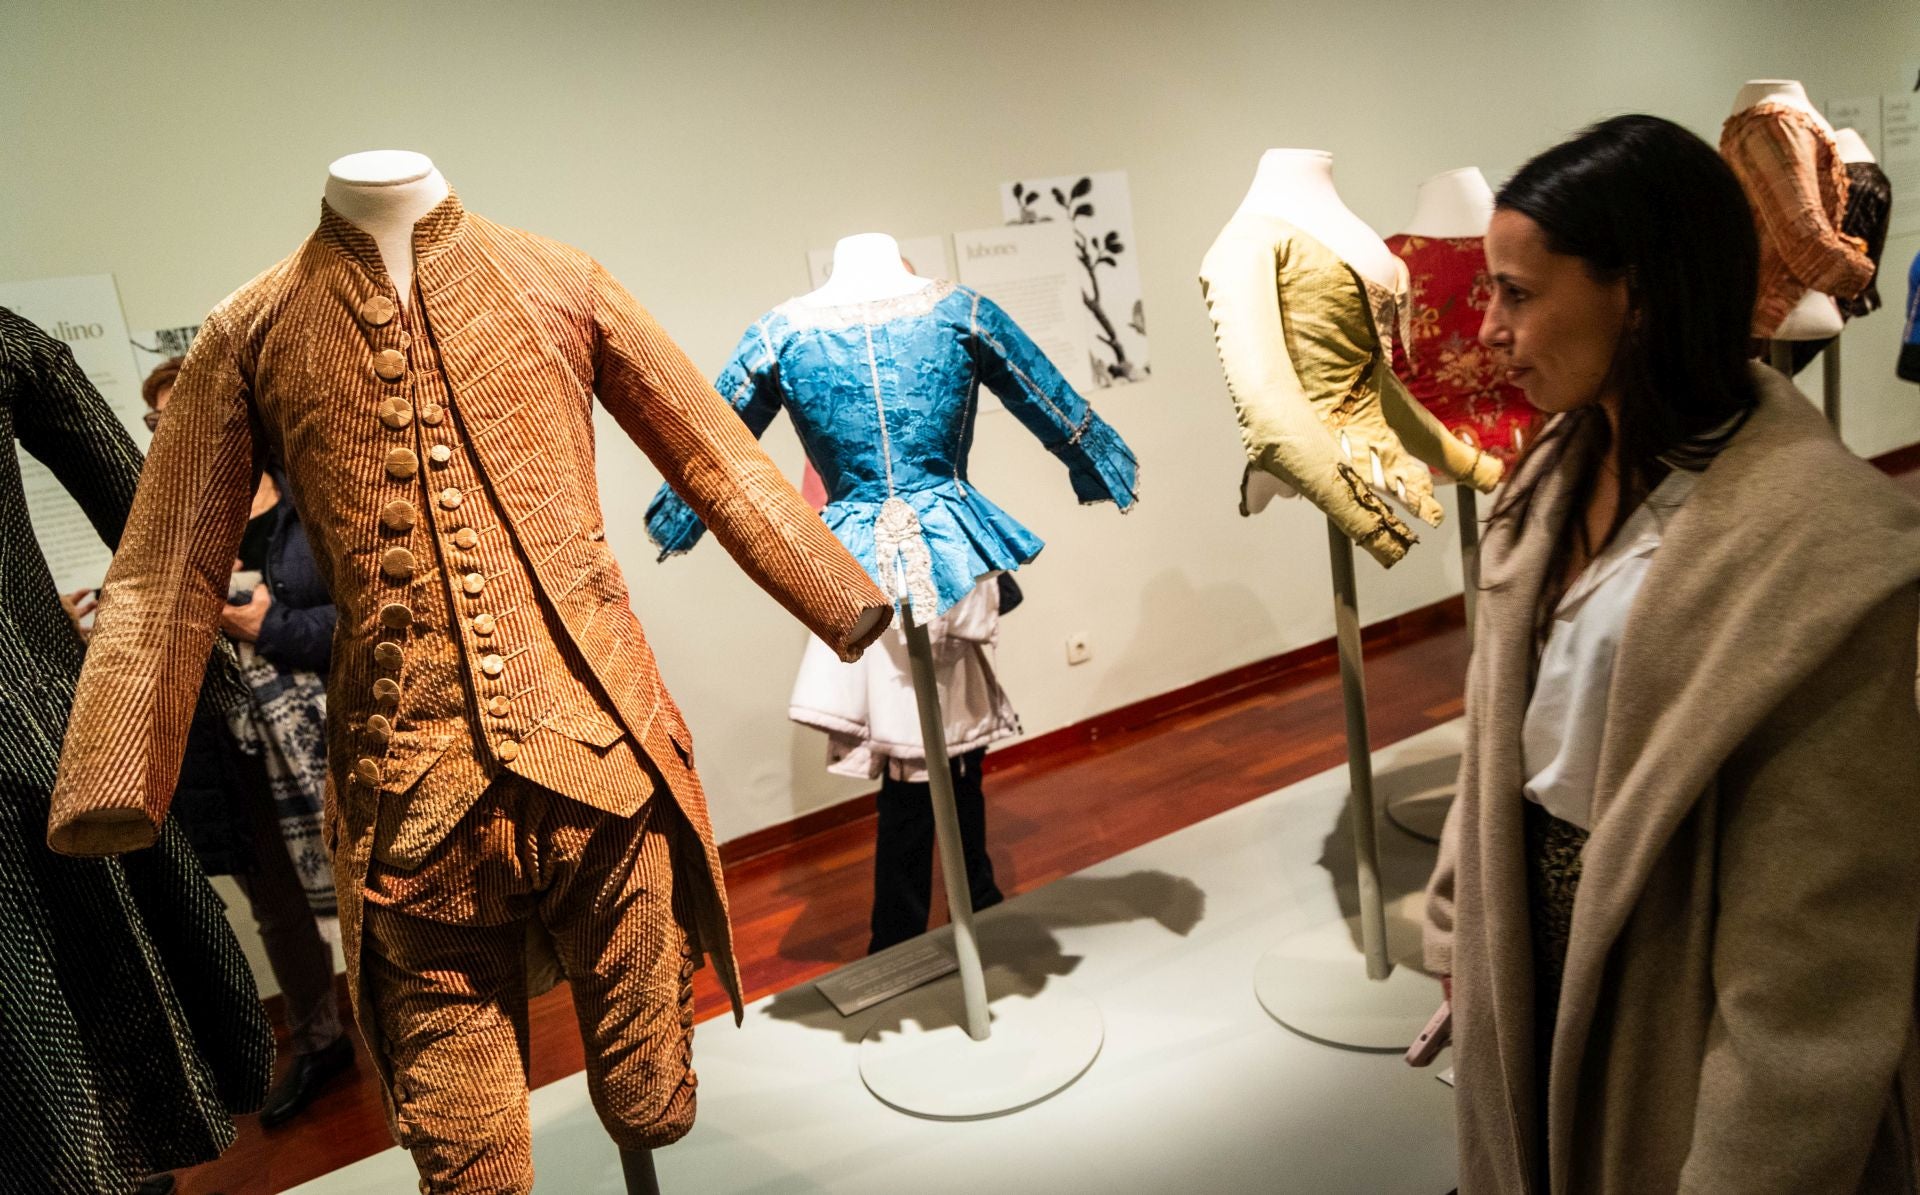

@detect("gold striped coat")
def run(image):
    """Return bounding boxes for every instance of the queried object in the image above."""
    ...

[47,193,891,1052]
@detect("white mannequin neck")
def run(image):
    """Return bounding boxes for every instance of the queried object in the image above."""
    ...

[1400,167,1494,238]
[1731,80,1833,134]
[324,150,451,306]
[1833,127,1876,164]
[801,234,930,306]
[1235,149,1398,288]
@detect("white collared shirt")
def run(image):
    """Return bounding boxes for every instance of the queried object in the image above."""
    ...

[1522,467,1700,830]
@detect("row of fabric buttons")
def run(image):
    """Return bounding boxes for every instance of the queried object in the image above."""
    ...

[357,293,408,792]
[373,308,520,766]
[433,423,521,763]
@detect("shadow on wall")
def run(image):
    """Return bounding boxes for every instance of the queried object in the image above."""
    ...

[761,868,1206,1045]
[1071,564,1296,728]
[1315,749,1457,975]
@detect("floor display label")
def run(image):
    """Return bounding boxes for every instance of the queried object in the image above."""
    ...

[814,934,960,1017]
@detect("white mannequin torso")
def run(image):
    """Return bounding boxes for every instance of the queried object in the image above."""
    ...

[1730,81,1844,340]
[1834,127,1876,164]
[324,150,452,307]
[1400,167,1495,238]
[1235,149,1399,289]
[801,234,931,306]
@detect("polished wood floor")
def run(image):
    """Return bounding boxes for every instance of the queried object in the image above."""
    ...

[179,457,1920,1195]
[177,607,1474,1194]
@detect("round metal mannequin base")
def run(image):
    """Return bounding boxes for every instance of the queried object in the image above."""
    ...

[859,971,1103,1120]
[1383,783,1453,845]
[1253,923,1442,1052]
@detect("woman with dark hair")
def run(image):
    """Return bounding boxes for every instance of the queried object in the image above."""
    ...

[1423,114,1920,1193]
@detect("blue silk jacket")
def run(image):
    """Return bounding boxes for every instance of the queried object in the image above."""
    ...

[647,280,1138,616]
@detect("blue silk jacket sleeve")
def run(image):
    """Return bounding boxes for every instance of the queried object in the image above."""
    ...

[967,293,1139,511]
[645,319,785,558]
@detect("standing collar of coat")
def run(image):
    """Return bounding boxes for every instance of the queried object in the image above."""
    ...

[315,188,468,281]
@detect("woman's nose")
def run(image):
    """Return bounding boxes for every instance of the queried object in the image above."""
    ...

[1479,311,1509,350]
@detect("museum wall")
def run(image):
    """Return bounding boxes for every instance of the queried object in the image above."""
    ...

[4,1,1915,995]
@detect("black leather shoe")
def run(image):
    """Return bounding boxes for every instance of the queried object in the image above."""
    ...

[258,1036,355,1129]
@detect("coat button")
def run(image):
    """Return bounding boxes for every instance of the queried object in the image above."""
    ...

[439,487,463,510]
[452,527,479,550]
[373,349,406,382]
[372,678,401,703]
[420,402,445,426]
[355,757,383,784]
[471,612,496,636]
[386,448,419,480]
[428,444,453,465]
[486,695,513,717]
[380,547,415,581]
[378,397,414,429]
[462,572,486,596]
[365,714,393,744]
[480,653,505,677]
[379,602,413,629]
[496,738,521,762]
[374,641,404,669]
[380,499,417,533]
[359,296,397,327]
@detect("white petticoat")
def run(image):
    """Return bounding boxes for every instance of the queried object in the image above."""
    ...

[788,577,1021,781]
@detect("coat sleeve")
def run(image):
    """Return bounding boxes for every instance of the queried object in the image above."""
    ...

[966,292,1140,510]
[1199,232,1422,567]
[644,318,786,558]
[47,306,262,855]
[588,262,890,660]
[3,309,144,549]
[1379,367,1502,494]
[1677,583,1920,1194]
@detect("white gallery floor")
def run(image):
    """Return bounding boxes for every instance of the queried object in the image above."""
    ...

[294,722,1466,1195]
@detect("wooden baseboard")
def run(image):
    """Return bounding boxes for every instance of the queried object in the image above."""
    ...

[722,439,1919,870]
[719,594,1466,868]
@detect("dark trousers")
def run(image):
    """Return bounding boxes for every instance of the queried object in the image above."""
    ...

[868,747,1004,954]
[233,771,342,1058]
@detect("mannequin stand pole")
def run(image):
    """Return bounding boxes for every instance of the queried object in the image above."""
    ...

[857,593,1104,1116]
[1249,520,1438,1050]
[1456,485,1480,639]
[1822,336,1842,434]
[620,1147,660,1195]
[1385,485,1479,844]
[1327,521,1391,981]
[1765,337,1842,432]
[899,599,990,1041]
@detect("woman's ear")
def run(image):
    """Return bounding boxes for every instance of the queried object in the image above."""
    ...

[1619,270,1643,329]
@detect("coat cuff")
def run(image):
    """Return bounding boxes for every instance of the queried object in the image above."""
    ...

[833,601,894,662]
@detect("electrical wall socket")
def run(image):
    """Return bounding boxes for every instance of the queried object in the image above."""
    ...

[1066,632,1092,666]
